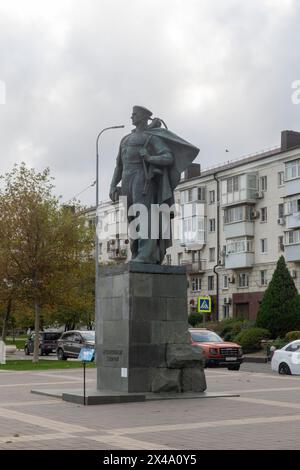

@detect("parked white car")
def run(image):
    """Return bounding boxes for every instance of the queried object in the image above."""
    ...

[271,340,300,375]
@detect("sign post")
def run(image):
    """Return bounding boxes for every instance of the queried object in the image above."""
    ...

[78,348,95,406]
[0,341,5,365]
[197,296,212,327]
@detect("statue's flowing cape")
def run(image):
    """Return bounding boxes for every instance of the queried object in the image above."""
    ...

[144,128,200,259]
[144,127,200,204]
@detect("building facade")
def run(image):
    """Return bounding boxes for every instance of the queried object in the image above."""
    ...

[89,130,300,322]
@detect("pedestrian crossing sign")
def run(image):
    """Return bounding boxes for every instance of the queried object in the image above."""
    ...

[198,296,212,313]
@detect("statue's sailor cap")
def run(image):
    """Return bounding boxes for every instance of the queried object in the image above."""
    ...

[132,105,153,118]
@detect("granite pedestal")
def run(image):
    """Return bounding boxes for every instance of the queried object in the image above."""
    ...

[96,262,206,394]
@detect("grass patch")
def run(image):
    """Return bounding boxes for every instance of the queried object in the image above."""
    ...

[0,360,96,371]
[4,337,27,349]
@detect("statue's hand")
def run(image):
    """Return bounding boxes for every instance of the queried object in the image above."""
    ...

[109,186,119,202]
[139,148,148,158]
[140,148,152,163]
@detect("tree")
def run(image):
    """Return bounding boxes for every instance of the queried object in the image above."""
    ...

[256,256,300,337]
[0,163,93,362]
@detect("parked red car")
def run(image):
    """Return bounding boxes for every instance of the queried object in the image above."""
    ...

[189,328,243,370]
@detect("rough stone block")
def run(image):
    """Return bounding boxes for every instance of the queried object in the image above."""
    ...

[131,273,153,297]
[153,274,187,298]
[131,296,167,321]
[113,273,129,297]
[166,297,187,321]
[100,297,123,321]
[129,344,166,368]
[151,368,181,393]
[103,321,129,346]
[182,368,207,392]
[130,321,152,344]
[166,344,204,369]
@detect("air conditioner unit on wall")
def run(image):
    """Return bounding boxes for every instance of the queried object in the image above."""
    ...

[252,210,260,219]
[277,218,285,226]
[256,191,264,199]
[228,276,235,283]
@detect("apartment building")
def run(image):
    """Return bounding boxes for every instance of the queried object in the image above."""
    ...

[88,129,300,322]
[168,130,300,321]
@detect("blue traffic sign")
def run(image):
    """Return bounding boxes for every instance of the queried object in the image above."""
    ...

[78,348,95,362]
[198,296,212,313]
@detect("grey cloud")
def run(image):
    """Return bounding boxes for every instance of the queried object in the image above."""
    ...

[0,0,300,204]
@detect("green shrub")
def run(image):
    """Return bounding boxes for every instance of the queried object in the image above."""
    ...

[284,331,300,342]
[270,337,288,350]
[234,327,270,353]
[188,312,203,327]
[219,319,255,341]
[256,256,300,337]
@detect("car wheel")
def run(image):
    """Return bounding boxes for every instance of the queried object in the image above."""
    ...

[24,346,30,356]
[228,364,240,371]
[57,348,67,361]
[278,362,291,375]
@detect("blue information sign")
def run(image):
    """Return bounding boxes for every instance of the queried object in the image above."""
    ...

[197,296,212,313]
[78,347,94,362]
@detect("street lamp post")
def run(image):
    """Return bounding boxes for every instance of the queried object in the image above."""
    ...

[95,126,125,344]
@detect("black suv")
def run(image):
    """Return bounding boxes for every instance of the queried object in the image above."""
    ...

[24,331,62,356]
[56,330,95,360]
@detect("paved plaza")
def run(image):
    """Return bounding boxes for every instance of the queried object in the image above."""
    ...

[0,364,299,450]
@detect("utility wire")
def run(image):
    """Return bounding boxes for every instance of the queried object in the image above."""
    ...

[64,180,96,204]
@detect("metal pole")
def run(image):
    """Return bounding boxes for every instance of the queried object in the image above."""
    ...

[83,361,86,406]
[95,125,125,368]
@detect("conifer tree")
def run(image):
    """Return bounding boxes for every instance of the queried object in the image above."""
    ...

[256,256,300,337]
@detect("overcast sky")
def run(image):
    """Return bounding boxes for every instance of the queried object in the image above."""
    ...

[0,0,300,206]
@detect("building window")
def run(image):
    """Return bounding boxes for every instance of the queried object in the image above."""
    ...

[278,236,284,252]
[197,187,206,201]
[278,171,284,187]
[209,247,215,262]
[223,275,228,289]
[260,238,268,254]
[223,305,230,319]
[227,237,254,254]
[238,273,249,288]
[261,207,268,222]
[285,230,300,245]
[278,203,284,218]
[191,277,201,292]
[285,159,300,181]
[178,253,183,265]
[286,198,300,214]
[259,176,267,191]
[166,254,172,265]
[227,176,239,193]
[209,190,215,204]
[260,270,268,286]
[208,276,214,291]
[209,218,216,232]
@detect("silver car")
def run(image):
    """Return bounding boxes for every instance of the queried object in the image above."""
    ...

[56,330,95,360]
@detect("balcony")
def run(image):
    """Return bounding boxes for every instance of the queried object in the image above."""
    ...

[221,173,258,207]
[180,260,206,273]
[107,249,128,261]
[285,245,300,262]
[284,179,300,197]
[224,221,254,238]
[286,212,300,230]
[225,253,254,269]
[284,229,300,262]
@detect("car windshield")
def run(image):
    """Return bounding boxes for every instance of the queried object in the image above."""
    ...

[43,333,61,340]
[190,330,223,343]
[81,331,95,341]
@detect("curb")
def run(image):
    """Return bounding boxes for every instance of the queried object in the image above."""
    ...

[243,356,268,364]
